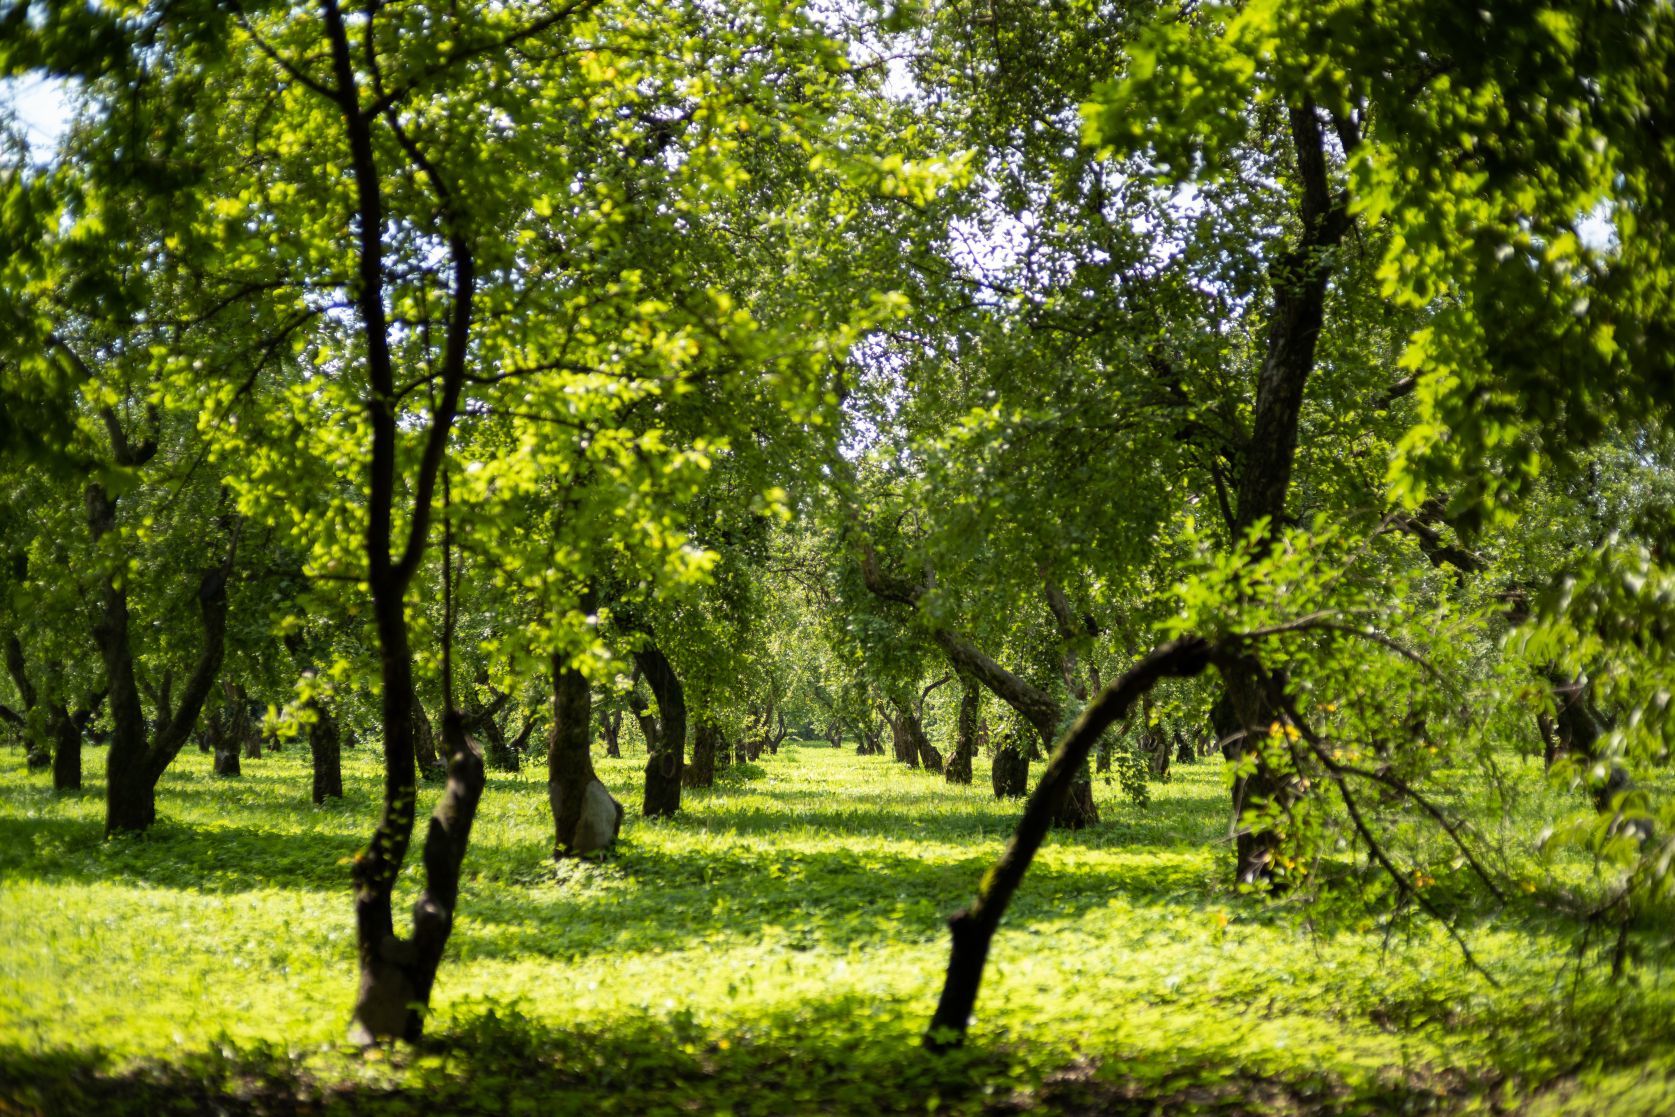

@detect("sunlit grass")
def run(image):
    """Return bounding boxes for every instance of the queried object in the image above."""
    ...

[2,742,1673,1114]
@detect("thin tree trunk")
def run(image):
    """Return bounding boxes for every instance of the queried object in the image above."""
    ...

[927,639,1211,1049]
[601,704,622,758]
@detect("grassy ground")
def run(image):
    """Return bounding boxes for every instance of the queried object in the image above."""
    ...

[2,743,1673,1115]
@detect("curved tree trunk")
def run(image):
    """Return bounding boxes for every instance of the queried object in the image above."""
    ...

[927,638,1212,1049]
[635,642,685,819]
[549,659,622,857]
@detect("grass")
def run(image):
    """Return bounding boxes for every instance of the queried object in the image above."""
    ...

[2,742,1674,1115]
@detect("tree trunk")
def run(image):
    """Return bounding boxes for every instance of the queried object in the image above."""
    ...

[49,703,81,792]
[212,704,241,778]
[1222,659,1293,887]
[1214,101,1351,888]
[234,687,263,759]
[310,695,344,804]
[927,638,1212,1049]
[888,703,919,767]
[601,705,622,758]
[212,683,250,777]
[991,743,1028,799]
[412,696,441,777]
[945,682,979,785]
[91,480,232,834]
[549,658,622,857]
[908,709,943,773]
[1052,761,1099,829]
[635,642,685,819]
[686,717,719,789]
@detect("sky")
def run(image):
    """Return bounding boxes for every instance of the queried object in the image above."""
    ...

[0,74,74,156]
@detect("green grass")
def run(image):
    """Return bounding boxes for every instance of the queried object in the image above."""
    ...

[2,743,1674,1115]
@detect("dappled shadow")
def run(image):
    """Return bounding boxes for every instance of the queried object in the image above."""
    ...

[454,837,1213,963]
[0,992,1506,1117]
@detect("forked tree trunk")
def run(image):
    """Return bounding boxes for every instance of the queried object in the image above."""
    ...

[888,703,919,767]
[686,717,719,789]
[927,639,1211,1049]
[904,705,943,773]
[310,696,344,804]
[549,659,622,857]
[324,0,482,1041]
[635,642,685,819]
[91,482,232,834]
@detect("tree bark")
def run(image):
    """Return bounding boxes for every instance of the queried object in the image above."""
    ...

[412,696,441,777]
[686,716,719,789]
[310,694,344,804]
[323,0,482,1044]
[210,694,243,778]
[49,703,80,792]
[90,482,233,833]
[601,704,622,758]
[991,742,1028,799]
[927,638,1212,1049]
[634,642,685,819]
[1216,101,1352,887]
[946,681,979,785]
[549,658,621,857]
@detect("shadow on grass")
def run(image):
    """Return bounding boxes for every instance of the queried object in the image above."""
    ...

[0,995,1496,1117]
